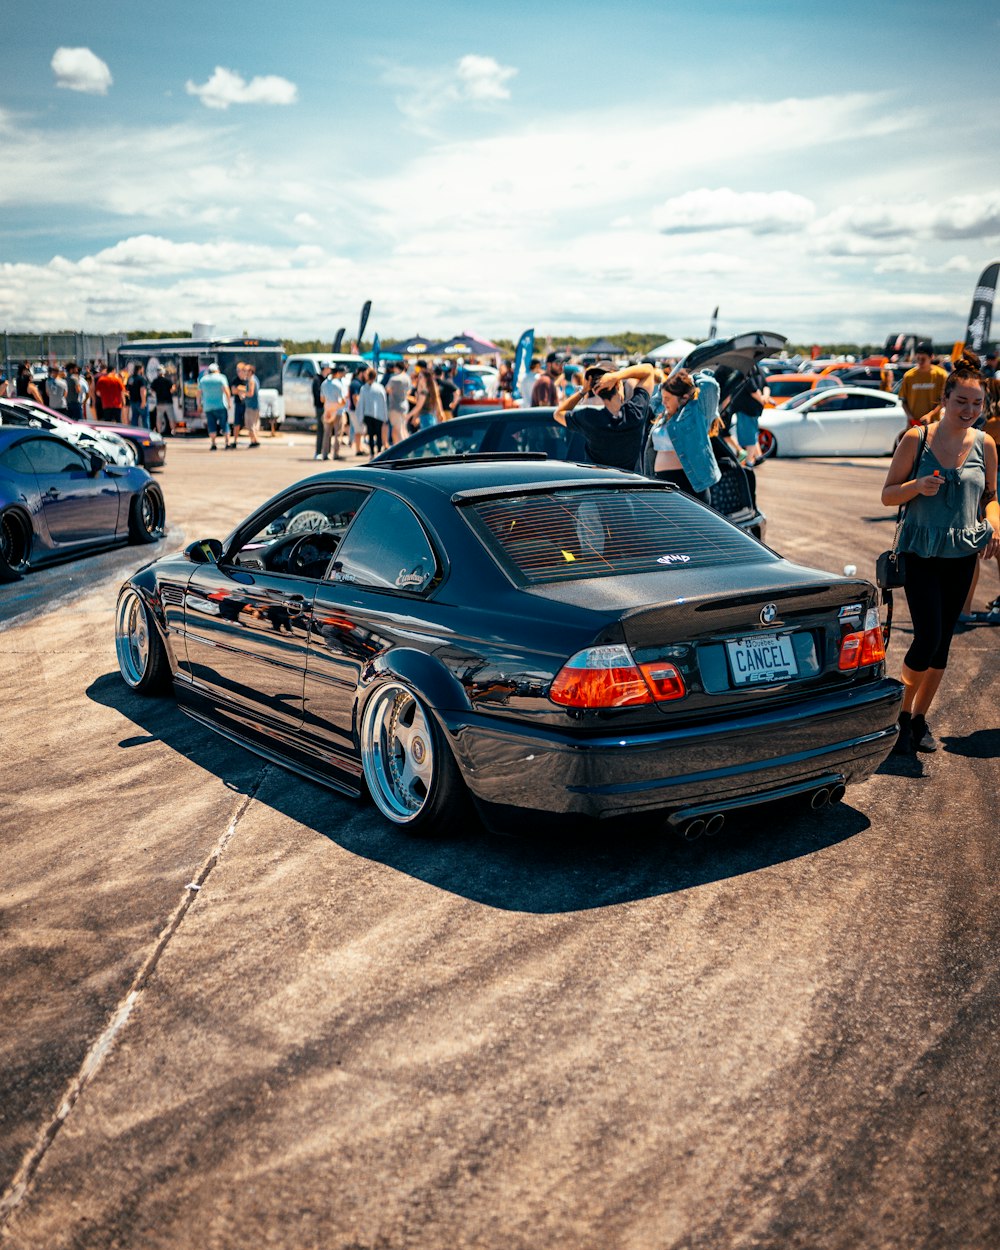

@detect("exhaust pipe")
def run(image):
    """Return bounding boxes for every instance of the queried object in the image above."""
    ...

[810,787,830,810]
[680,818,706,841]
[829,783,846,805]
[704,813,726,837]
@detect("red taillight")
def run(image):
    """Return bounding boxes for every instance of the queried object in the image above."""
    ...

[839,609,885,670]
[549,645,686,708]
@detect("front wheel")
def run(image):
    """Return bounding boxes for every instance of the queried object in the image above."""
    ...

[0,508,30,582]
[129,484,166,543]
[757,428,777,459]
[115,588,171,694]
[360,681,468,836]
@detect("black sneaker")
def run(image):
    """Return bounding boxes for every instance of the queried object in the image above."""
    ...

[892,710,912,754]
[910,714,937,752]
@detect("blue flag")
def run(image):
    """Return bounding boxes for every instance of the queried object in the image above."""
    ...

[512,328,534,401]
[372,333,381,375]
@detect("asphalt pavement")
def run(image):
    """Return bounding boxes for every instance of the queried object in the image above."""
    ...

[1,434,997,1250]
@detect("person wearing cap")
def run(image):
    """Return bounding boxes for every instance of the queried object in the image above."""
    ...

[899,342,948,427]
[198,362,232,450]
[318,363,348,460]
[981,350,998,380]
[531,354,563,407]
[553,361,656,472]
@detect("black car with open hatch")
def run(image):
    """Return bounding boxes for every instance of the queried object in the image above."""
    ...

[115,455,901,838]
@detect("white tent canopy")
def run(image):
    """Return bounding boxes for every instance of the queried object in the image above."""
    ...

[648,338,697,360]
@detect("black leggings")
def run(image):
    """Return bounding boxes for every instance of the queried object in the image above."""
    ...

[902,553,977,671]
[654,468,711,504]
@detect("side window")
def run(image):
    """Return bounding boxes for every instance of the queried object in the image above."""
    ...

[0,442,36,474]
[300,361,317,377]
[494,418,573,459]
[21,438,89,474]
[333,491,438,593]
[231,486,370,576]
[812,395,848,412]
[284,361,304,379]
[397,421,490,460]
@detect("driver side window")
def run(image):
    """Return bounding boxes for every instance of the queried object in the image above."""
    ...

[230,486,370,577]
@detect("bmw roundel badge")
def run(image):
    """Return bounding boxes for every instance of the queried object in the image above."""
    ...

[760,603,778,625]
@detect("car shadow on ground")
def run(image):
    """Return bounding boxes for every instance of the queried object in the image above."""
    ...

[88,672,871,914]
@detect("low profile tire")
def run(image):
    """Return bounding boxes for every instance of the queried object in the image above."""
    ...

[360,681,467,836]
[115,588,171,694]
[128,484,166,543]
[0,508,30,582]
[758,428,777,459]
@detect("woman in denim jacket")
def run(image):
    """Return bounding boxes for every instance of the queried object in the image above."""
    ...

[644,369,722,501]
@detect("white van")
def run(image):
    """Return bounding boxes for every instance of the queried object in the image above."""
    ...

[282,353,368,418]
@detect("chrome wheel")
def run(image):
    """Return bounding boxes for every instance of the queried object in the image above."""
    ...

[361,683,437,824]
[115,589,151,688]
[129,484,165,543]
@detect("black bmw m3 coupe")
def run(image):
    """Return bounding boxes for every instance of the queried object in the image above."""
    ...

[115,456,901,837]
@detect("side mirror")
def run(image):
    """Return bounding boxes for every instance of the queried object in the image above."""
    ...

[185,538,224,564]
[89,452,106,476]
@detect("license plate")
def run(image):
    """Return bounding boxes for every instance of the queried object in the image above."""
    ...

[726,633,797,686]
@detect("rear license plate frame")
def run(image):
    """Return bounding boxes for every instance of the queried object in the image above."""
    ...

[726,633,798,687]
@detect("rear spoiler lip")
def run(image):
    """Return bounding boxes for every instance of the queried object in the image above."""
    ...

[619,577,877,624]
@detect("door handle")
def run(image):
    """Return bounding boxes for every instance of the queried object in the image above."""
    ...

[44,487,60,499]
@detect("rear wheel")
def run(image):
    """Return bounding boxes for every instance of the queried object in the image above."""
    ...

[129,484,165,543]
[758,428,777,459]
[115,588,170,694]
[0,508,30,582]
[360,681,467,836]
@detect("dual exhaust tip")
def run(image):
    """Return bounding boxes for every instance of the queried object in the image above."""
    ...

[676,782,846,840]
[810,782,846,810]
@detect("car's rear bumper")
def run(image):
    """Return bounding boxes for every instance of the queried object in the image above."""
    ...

[444,678,902,828]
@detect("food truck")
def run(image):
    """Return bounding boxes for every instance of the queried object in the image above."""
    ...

[116,331,285,433]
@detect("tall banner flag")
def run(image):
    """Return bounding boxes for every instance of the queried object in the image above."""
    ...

[358,300,372,348]
[332,328,346,352]
[512,328,534,402]
[372,333,381,375]
[964,261,999,354]
[708,306,719,339]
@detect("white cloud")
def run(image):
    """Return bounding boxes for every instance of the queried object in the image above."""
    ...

[293,212,319,228]
[456,55,517,102]
[185,67,298,110]
[388,53,517,130]
[654,188,816,235]
[51,47,112,96]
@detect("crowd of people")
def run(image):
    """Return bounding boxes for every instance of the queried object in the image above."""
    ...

[2,358,178,430]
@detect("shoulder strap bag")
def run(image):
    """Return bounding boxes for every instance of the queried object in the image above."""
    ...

[876,424,927,643]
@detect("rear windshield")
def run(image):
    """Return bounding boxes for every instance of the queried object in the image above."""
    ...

[768,379,811,398]
[463,486,771,584]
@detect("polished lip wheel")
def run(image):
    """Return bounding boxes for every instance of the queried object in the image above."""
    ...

[1,510,27,570]
[361,683,435,822]
[139,487,164,535]
[115,590,150,687]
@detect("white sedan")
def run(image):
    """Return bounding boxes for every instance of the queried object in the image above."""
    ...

[758,387,907,458]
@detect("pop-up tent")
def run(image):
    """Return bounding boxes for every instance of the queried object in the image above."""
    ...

[430,331,502,355]
[387,335,436,355]
[581,337,626,357]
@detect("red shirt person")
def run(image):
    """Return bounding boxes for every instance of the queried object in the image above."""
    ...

[94,369,127,421]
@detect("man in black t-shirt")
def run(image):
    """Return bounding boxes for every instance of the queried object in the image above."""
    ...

[150,372,177,434]
[554,361,655,472]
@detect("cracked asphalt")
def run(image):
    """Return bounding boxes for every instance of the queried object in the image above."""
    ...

[1,433,997,1250]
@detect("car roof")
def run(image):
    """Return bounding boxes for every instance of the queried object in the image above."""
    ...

[298,456,641,498]
[0,425,64,448]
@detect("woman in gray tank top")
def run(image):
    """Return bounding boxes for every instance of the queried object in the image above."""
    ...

[881,351,999,752]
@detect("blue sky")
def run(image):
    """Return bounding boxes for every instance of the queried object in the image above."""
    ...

[2,0,998,344]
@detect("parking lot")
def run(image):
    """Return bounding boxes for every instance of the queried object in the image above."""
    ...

[1,435,997,1250]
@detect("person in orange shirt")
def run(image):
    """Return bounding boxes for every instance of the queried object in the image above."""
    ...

[899,341,948,426]
[94,364,127,421]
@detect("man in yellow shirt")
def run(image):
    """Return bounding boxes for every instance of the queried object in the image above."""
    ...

[899,341,948,425]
